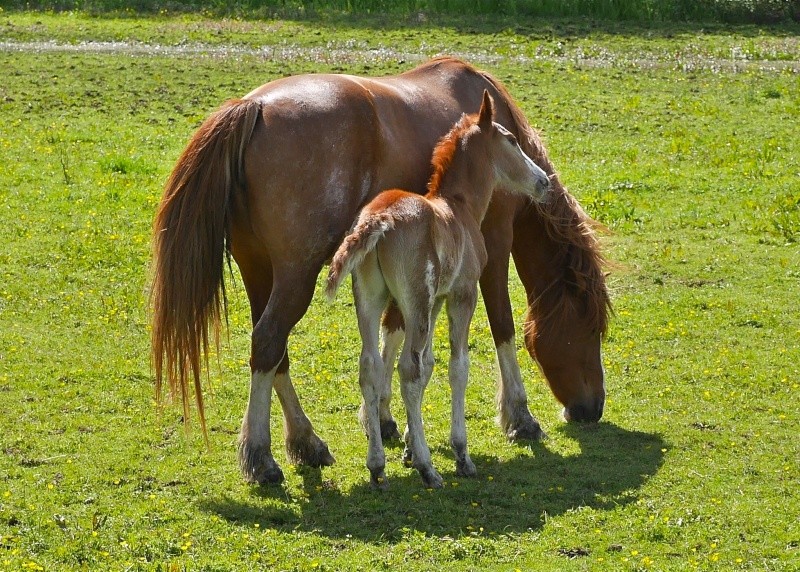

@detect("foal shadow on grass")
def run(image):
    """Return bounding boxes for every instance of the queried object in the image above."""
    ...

[200,421,665,541]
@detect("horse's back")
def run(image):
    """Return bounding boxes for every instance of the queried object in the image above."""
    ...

[232,58,521,268]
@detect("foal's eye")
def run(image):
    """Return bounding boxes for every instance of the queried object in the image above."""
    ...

[506,133,518,145]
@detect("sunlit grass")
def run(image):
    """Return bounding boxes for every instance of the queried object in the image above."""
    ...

[2,0,799,22]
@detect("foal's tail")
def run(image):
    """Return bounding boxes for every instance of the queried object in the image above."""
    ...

[325,211,394,300]
[150,98,261,434]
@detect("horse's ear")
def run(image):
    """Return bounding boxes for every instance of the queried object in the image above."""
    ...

[478,89,494,130]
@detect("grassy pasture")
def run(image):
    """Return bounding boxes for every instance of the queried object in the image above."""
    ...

[2,0,799,23]
[1,12,799,572]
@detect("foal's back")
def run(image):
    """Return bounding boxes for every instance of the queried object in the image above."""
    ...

[363,189,477,306]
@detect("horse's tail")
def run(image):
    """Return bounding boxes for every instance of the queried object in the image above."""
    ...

[325,211,394,301]
[150,98,261,434]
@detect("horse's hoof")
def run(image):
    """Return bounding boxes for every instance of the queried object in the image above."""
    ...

[506,419,547,442]
[456,458,477,478]
[256,465,285,485]
[419,466,443,489]
[286,434,336,467]
[238,442,285,485]
[242,459,285,485]
[380,419,401,442]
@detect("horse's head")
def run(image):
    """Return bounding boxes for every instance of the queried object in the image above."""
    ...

[475,90,551,202]
[525,312,606,423]
[512,192,611,425]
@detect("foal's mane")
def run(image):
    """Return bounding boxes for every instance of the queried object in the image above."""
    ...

[466,60,612,336]
[426,112,476,197]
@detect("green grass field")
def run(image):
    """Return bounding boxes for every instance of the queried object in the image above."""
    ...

[2,0,799,23]
[1,12,799,572]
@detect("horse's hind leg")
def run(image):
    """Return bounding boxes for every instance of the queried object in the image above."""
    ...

[274,357,335,467]
[239,361,285,484]
[239,264,331,484]
[446,287,479,478]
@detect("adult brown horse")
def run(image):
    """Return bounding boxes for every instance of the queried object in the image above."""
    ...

[151,56,610,485]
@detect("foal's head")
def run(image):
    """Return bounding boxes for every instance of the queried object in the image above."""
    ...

[428,91,550,209]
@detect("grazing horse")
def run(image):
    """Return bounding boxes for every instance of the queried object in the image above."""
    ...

[326,92,551,488]
[151,56,610,485]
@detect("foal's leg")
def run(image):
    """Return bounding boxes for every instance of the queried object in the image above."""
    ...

[374,301,404,441]
[398,308,443,489]
[401,298,442,468]
[480,244,545,442]
[353,264,391,489]
[446,288,479,477]
[358,302,403,442]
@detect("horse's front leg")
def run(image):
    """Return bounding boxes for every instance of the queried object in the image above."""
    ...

[446,287,479,477]
[479,234,546,442]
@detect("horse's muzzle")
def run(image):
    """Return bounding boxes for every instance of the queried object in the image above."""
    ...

[563,396,604,423]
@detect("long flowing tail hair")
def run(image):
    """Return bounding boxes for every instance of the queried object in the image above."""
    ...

[150,98,261,432]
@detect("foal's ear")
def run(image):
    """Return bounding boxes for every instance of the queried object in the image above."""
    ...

[478,89,494,130]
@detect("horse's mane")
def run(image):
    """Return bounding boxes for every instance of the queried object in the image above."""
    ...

[470,60,612,337]
[426,112,475,196]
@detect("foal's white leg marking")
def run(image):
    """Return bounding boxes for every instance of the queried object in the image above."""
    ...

[238,367,283,483]
[424,259,436,302]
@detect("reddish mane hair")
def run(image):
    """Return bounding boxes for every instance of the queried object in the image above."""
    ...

[473,63,611,337]
[426,112,476,197]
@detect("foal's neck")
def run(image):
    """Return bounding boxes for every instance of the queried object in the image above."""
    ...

[426,152,494,225]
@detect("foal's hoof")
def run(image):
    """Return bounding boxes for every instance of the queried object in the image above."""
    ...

[402,446,414,468]
[456,457,477,478]
[380,419,402,442]
[419,466,444,489]
[370,470,389,491]
[286,434,336,468]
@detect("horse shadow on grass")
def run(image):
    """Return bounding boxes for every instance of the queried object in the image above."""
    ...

[200,421,665,541]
